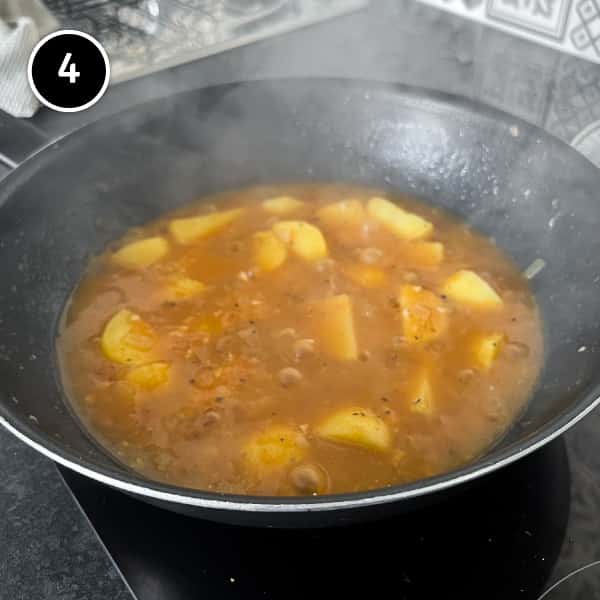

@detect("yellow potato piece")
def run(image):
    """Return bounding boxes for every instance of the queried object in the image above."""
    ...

[441,270,503,308]
[408,370,434,415]
[163,277,206,301]
[316,407,391,452]
[112,236,169,269]
[343,263,386,288]
[253,230,287,272]
[311,294,358,360]
[399,285,448,344]
[408,241,445,267]
[272,221,328,262]
[316,200,365,228]
[367,197,433,240]
[127,362,170,390]
[169,208,244,245]
[100,309,156,365]
[242,426,307,473]
[262,196,305,215]
[472,332,505,371]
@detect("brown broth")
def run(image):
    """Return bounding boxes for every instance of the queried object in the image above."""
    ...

[58,184,543,496]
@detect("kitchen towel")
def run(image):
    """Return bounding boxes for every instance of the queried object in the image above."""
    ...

[0,0,58,117]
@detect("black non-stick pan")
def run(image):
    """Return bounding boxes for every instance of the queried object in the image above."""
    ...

[1,79,599,527]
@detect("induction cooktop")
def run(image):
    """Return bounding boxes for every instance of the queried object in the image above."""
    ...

[56,406,600,600]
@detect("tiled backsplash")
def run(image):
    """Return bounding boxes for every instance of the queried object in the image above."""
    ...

[417,0,600,65]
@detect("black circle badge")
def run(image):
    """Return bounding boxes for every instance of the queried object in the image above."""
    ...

[28,30,110,113]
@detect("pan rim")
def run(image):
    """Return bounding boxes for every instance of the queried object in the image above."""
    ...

[2,390,599,511]
[2,78,600,512]
[3,76,600,200]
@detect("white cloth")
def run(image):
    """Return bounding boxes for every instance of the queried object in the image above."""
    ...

[0,1,58,117]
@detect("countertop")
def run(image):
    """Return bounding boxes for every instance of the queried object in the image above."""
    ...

[2,1,600,598]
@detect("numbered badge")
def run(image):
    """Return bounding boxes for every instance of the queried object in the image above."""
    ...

[28,30,110,113]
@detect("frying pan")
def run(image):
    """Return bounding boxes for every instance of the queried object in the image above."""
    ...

[1,79,599,527]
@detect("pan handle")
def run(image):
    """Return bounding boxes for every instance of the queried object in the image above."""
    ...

[0,110,49,171]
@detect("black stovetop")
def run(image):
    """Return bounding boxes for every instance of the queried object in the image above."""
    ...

[57,406,600,600]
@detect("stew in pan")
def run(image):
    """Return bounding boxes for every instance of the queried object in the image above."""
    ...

[58,183,542,496]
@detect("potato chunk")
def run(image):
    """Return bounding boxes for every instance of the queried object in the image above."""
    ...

[242,426,307,473]
[408,241,444,267]
[127,362,170,390]
[262,196,305,215]
[316,200,365,228]
[311,294,358,360]
[253,230,287,272]
[272,221,328,262]
[408,370,434,415]
[316,407,391,452]
[169,208,244,245]
[163,277,205,301]
[367,197,433,240]
[112,236,169,269]
[472,332,505,371]
[343,263,385,288]
[399,285,448,344]
[441,270,503,308]
[100,309,156,365]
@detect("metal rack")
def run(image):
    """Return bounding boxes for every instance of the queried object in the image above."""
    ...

[44,0,369,83]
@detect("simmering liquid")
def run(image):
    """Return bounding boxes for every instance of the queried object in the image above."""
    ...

[58,184,543,496]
